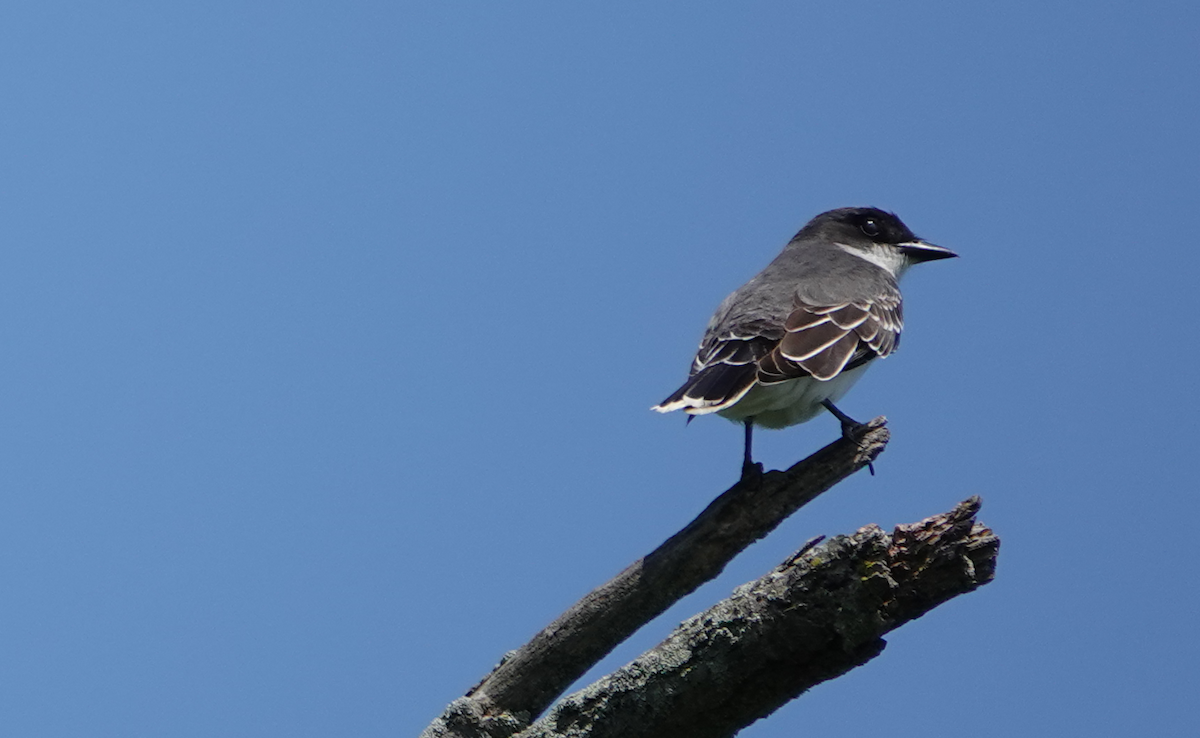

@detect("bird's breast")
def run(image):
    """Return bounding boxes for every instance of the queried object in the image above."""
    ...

[716,363,872,429]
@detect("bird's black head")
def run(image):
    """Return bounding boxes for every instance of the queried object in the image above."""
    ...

[792,206,957,264]
[794,207,916,245]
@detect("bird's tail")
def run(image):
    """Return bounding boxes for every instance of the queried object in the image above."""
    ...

[652,363,758,415]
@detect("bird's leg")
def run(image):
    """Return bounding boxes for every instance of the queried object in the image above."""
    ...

[743,418,754,468]
[821,400,875,476]
[741,418,763,484]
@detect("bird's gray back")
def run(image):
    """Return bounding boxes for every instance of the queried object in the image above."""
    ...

[704,241,899,341]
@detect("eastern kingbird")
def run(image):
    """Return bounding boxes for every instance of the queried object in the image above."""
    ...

[652,207,956,476]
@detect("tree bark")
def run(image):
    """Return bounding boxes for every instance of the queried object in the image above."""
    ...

[420,421,999,738]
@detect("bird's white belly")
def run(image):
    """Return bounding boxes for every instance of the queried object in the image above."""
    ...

[716,363,871,429]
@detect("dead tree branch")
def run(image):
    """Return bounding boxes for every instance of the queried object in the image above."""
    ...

[420,423,999,738]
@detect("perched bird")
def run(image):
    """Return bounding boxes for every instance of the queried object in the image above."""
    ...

[652,207,956,477]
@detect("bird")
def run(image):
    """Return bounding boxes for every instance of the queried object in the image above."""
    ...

[652,206,956,478]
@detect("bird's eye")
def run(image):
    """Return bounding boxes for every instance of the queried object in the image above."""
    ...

[860,219,880,237]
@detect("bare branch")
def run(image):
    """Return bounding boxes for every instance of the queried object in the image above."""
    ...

[518,497,998,738]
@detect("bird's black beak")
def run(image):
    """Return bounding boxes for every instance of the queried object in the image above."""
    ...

[898,239,957,262]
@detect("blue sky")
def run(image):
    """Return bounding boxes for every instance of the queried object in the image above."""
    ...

[1,2,1197,736]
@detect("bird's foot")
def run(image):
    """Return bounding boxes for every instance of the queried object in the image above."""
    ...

[740,460,764,487]
[821,400,876,476]
[822,399,866,436]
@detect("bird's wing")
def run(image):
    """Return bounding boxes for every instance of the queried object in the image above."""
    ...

[653,284,903,415]
[757,290,903,384]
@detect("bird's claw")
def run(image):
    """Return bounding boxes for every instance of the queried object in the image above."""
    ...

[740,460,764,487]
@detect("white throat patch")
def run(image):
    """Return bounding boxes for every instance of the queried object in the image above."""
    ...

[835,241,909,278]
